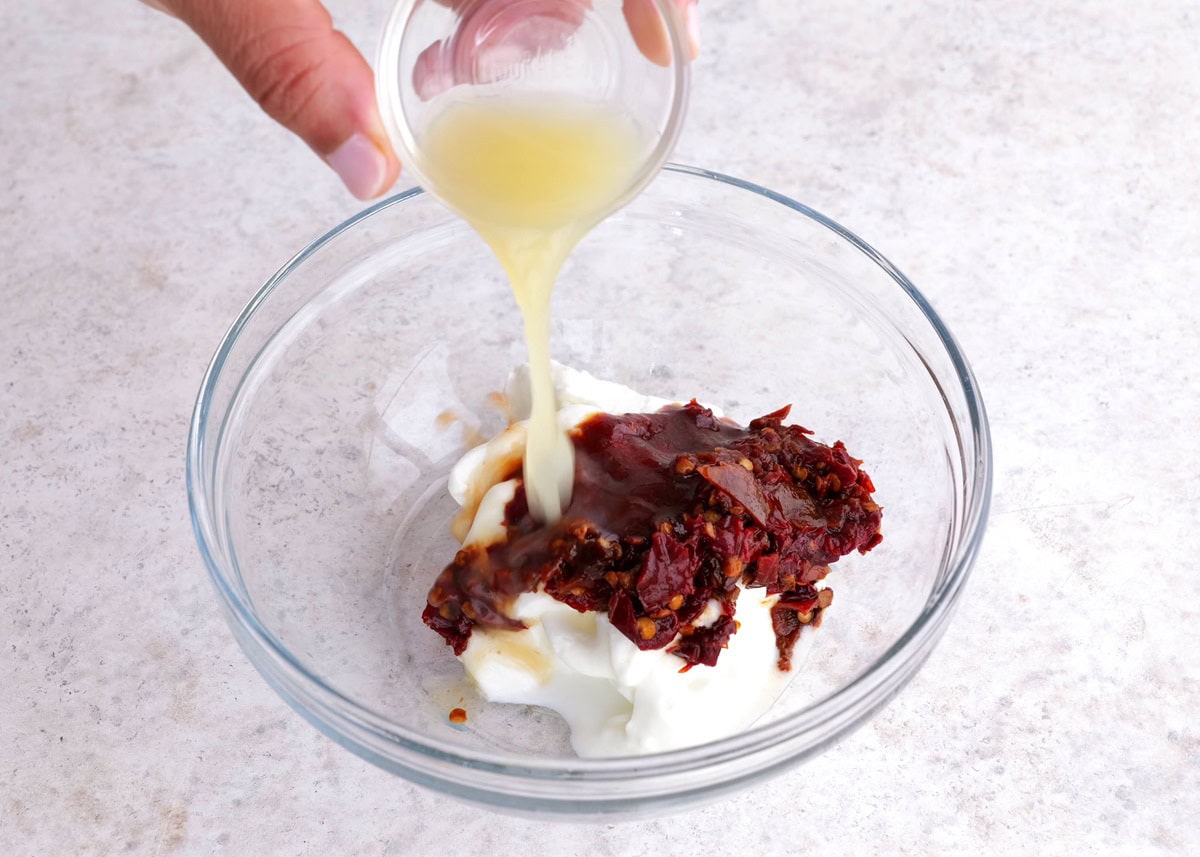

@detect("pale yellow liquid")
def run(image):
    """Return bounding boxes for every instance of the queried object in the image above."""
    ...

[420,99,646,522]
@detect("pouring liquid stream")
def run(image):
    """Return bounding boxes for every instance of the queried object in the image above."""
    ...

[420,97,646,522]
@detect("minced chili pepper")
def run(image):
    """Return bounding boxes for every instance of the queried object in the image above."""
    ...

[423,402,882,670]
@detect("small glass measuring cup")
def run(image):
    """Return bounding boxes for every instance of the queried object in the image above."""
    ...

[375,0,691,209]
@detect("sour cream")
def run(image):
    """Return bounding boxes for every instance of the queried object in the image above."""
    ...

[448,364,810,757]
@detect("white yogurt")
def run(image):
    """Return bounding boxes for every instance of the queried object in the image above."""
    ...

[449,364,810,757]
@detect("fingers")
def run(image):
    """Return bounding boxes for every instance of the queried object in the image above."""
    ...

[145,0,699,192]
[623,0,699,67]
[153,0,400,199]
[414,0,699,98]
[413,0,587,100]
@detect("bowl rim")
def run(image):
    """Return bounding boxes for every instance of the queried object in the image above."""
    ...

[187,163,992,782]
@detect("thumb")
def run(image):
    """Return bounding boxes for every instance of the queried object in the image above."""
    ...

[623,0,700,67]
[160,0,400,199]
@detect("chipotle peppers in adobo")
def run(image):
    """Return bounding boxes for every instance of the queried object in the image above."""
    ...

[424,402,882,671]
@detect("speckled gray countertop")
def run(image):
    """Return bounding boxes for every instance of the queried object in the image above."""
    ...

[2,1,1197,854]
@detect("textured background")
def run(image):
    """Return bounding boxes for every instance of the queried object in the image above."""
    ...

[2,0,1197,854]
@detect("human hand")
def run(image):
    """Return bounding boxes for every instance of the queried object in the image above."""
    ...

[414,0,700,100]
[144,0,699,200]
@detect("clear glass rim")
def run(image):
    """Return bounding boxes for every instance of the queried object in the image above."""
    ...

[186,164,993,784]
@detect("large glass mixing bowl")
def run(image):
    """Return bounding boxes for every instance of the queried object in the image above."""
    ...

[187,165,991,817]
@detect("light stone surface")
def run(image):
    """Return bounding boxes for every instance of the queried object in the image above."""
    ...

[2,0,1197,854]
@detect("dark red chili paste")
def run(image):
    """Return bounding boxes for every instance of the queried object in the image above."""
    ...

[423,402,882,670]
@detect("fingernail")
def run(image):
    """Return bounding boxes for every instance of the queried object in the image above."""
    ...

[684,2,701,58]
[326,133,389,200]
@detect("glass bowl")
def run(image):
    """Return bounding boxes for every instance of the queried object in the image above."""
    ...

[187,165,991,818]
